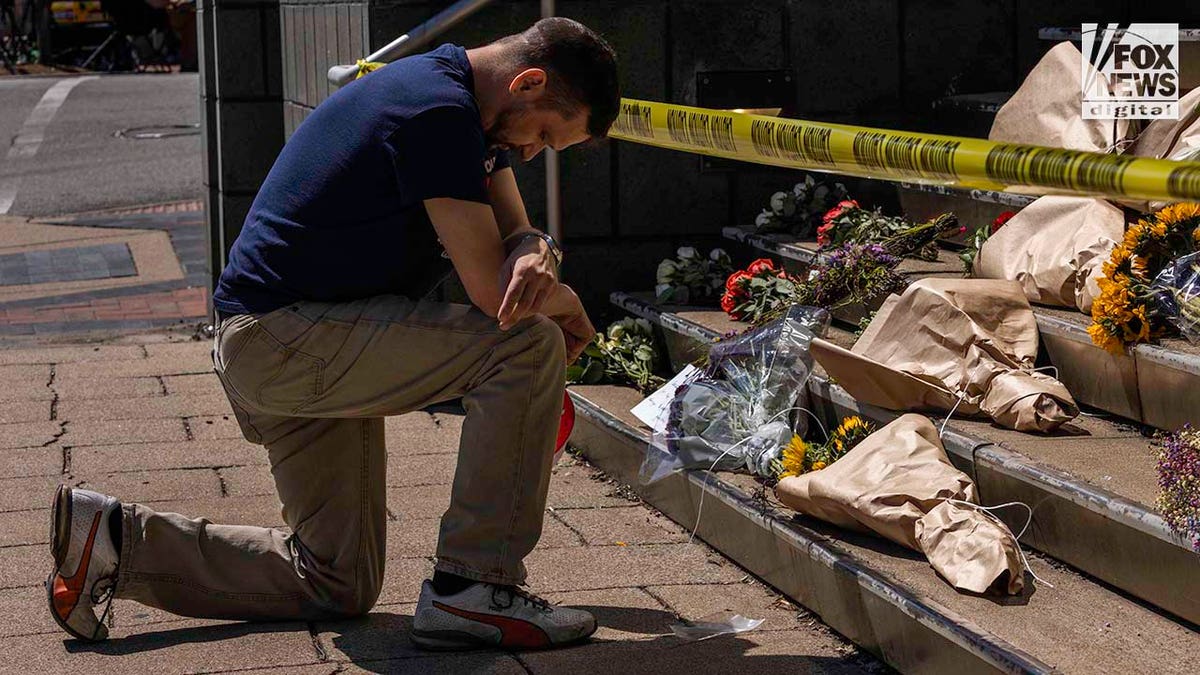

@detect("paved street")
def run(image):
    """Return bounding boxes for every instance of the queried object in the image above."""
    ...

[0,74,202,217]
[0,73,208,338]
[0,336,881,674]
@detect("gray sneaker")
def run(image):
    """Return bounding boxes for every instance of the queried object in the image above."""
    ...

[411,580,597,651]
[45,485,121,641]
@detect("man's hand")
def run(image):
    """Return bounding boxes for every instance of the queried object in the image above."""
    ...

[543,285,595,364]
[497,237,558,331]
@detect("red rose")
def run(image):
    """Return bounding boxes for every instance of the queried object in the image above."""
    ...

[725,270,751,294]
[720,292,740,317]
[816,222,834,247]
[991,211,1016,234]
[747,258,776,276]
[822,199,860,226]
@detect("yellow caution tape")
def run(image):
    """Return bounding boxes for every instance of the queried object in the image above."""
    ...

[608,98,1200,202]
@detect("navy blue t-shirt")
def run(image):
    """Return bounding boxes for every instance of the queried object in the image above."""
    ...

[212,44,509,315]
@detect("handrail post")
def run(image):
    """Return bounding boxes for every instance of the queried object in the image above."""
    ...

[327,0,497,86]
[541,0,563,247]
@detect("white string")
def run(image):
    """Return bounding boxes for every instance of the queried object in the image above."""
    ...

[942,498,1055,589]
[687,404,825,545]
[939,388,969,440]
[937,365,1063,440]
[1029,365,1059,379]
[933,366,1059,589]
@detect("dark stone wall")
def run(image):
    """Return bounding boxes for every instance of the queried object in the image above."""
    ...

[280,0,371,135]
[198,0,285,291]
[203,0,1200,319]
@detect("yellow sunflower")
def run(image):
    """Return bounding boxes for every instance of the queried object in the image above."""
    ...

[1155,202,1200,226]
[779,435,808,479]
[1127,305,1152,343]
[1088,321,1125,354]
[1122,220,1149,248]
[835,415,870,436]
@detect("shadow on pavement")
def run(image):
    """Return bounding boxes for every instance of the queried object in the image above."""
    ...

[59,605,883,672]
[62,620,304,655]
[327,606,883,674]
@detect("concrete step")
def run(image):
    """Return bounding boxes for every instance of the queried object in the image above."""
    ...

[896,184,1034,245]
[933,92,1013,114]
[930,92,1012,138]
[568,381,1200,674]
[721,225,1200,431]
[609,291,1200,626]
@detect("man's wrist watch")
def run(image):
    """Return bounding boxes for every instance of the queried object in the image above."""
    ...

[507,231,563,266]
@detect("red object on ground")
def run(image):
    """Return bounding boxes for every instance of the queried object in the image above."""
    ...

[556,392,575,456]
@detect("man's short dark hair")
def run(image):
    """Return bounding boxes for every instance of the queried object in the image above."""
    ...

[498,17,620,138]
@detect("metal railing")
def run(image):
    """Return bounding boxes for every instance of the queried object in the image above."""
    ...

[327,0,563,242]
[326,0,496,86]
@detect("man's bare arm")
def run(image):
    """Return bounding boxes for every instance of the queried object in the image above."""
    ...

[482,167,562,325]
[487,167,535,242]
[424,198,585,340]
[424,198,508,318]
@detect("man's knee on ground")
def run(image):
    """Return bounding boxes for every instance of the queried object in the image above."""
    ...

[320,572,383,618]
[294,537,384,618]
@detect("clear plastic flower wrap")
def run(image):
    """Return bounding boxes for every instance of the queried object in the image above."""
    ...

[640,305,830,484]
[1153,251,1200,344]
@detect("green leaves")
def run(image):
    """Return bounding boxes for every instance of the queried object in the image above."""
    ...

[567,318,667,394]
[656,247,733,306]
[752,175,850,237]
[566,360,606,385]
[959,224,990,272]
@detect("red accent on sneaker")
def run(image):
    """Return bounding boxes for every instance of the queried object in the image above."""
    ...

[52,512,102,620]
[432,600,552,648]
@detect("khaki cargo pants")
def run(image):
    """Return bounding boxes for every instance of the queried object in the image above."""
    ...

[112,295,566,620]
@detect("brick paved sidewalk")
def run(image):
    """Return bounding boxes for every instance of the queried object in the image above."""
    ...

[0,334,881,674]
[0,202,209,338]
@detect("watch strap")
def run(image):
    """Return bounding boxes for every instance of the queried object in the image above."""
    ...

[506,231,563,265]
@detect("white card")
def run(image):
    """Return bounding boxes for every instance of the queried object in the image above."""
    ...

[631,364,702,433]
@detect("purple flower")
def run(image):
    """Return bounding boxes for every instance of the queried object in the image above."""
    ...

[1156,426,1200,551]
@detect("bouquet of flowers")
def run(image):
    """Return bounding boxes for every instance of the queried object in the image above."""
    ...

[720,258,800,324]
[776,414,1027,595]
[1153,251,1200,344]
[1157,426,1200,551]
[567,318,666,394]
[818,200,963,261]
[792,243,907,313]
[959,211,1015,272]
[640,306,830,483]
[774,416,874,479]
[752,175,850,237]
[722,247,907,327]
[656,247,733,306]
[1089,203,1200,354]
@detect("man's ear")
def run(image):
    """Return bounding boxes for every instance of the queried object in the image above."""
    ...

[509,68,548,97]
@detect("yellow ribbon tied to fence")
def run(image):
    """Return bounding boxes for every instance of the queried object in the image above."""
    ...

[355,60,386,79]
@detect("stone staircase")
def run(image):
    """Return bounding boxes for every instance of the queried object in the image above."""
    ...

[561,90,1200,669]
[719,226,1200,431]
[559,26,1200,671]
[566,291,1200,673]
